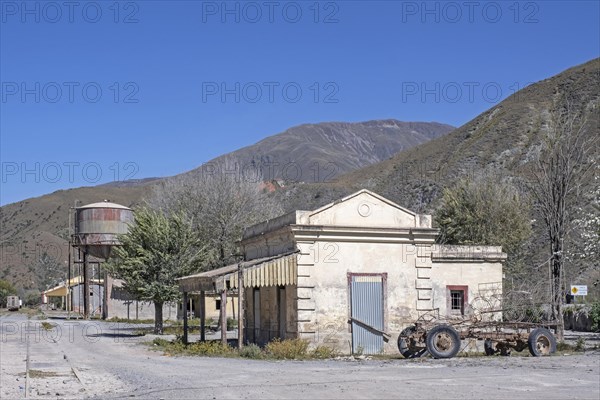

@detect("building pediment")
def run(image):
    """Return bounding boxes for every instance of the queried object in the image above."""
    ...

[305,189,428,229]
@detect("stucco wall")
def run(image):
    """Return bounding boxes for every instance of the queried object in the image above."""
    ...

[431,261,503,317]
[296,241,503,354]
[106,277,176,320]
[307,193,417,228]
[296,241,427,354]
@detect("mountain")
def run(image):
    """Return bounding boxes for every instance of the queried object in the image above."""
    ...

[273,58,600,295]
[6,57,598,296]
[0,119,453,292]
[181,120,454,183]
[275,59,599,213]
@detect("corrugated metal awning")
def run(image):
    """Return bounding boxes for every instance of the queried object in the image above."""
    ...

[44,285,68,297]
[67,276,103,287]
[43,276,104,297]
[177,252,298,293]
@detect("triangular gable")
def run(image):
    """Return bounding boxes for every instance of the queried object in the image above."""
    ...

[307,189,418,228]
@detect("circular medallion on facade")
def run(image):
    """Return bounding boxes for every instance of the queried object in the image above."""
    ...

[357,202,372,217]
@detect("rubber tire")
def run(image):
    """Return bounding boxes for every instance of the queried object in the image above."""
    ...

[426,325,461,359]
[398,326,428,358]
[528,328,557,357]
[484,339,495,356]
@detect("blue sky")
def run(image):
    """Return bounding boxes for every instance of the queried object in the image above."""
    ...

[1,0,599,205]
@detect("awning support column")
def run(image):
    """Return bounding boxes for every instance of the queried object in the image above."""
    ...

[220,290,227,345]
[200,290,206,342]
[237,263,244,349]
[182,291,188,345]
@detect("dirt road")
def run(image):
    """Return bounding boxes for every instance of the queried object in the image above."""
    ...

[1,314,599,399]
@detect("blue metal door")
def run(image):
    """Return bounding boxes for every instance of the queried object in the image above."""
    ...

[350,275,384,354]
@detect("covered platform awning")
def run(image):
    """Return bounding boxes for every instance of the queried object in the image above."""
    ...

[44,284,68,297]
[177,252,298,293]
[43,276,104,297]
[67,276,104,286]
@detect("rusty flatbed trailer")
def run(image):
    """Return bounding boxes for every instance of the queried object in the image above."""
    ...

[398,321,557,359]
[398,290,559,359]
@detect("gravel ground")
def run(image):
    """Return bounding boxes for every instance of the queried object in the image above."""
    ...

[1,312,599,399]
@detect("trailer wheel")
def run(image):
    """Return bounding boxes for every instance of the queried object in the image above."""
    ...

[426,325,461,359]
[528,328,556,356]
[484,339,496,356]
[398,326,428,358]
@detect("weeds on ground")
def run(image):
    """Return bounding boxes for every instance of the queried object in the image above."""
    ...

[41,321,55,330]
[150,338,338,360]
[311,345,340,359]
[557,341,575,351]
[575,337,586,351]
[239,344,263,359]
[151,337,236,357]
[265,338,310,359]
[107,317,155,324]
[27,370,61,378]
[557,338,588,353]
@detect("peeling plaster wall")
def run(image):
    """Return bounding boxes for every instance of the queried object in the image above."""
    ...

[296,241,424,354]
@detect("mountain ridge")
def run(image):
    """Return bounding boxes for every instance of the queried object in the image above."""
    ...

[1,118,454,291]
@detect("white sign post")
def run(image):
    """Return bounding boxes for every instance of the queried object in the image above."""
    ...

[570,285,588,296]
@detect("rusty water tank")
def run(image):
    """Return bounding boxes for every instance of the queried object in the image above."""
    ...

[73,200,134,259]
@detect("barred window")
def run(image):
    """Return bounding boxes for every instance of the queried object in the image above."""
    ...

[447,285,468,316]
[450,290,465,315]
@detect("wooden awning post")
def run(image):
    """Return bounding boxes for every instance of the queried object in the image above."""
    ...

[220,290,227,345]
[182,291,188,345]
[238,262,244,349]
[200,290,206,342]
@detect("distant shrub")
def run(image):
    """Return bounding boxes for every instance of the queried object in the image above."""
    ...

[227,318,237,330]
[265,338,309,360]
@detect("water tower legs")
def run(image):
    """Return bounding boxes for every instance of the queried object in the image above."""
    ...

[83,252,89,319]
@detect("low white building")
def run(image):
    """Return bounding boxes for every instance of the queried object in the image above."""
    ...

[179,189,506,354]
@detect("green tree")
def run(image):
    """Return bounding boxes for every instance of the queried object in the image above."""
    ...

[23,290,41,307]
[106,207,206,334]
[0,279,17,308]
[435,177,532,277]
